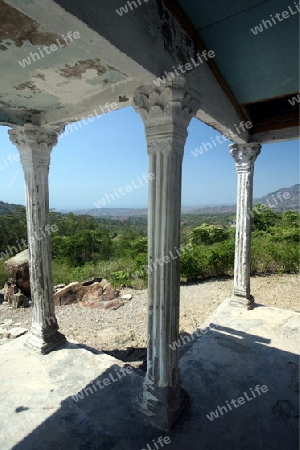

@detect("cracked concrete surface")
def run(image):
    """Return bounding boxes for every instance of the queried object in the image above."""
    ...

[0,300,299,450]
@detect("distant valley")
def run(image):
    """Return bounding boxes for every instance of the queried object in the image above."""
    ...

[0,184,298,217]
[69,184,299,218]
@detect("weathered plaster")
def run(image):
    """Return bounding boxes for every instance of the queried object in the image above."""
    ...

[0,0,128,119]
[0,0,63,48]
[8,123,66,354]
[133,78,198,430]
[2,0,252,143]
[230,143,261,310]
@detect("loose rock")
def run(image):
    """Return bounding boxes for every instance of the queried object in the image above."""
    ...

[6,327,28,339]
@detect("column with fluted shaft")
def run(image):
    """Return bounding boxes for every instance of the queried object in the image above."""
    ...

[230,143,261,309]
[133,79,198,430]
[9,124,66,354]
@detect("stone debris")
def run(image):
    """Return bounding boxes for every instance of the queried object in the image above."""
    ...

[4,250,30,308]
[0,328,6,338]
[3,283,29,308]
[1,250,134,312]
[0,319,29,342]
[5,327,28,339]
[82,277,102,286]
[53,282,82,306]
[13,292,29,308]
[2,319,13,326]
[55,278,125,309]
[53,283,66,292]
[103,299,124,311]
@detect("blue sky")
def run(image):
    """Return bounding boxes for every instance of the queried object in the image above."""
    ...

[0,106,299,211]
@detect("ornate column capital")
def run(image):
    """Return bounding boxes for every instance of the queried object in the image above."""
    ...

[8,124,64,169]
[133,78,199,156]
[230,143,261,172]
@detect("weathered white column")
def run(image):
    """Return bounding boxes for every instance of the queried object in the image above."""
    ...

[133,79,198,430]
[9,124,66,354]
[230,143,261,309]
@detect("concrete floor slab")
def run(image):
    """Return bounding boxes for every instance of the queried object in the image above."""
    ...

[0,301,299,450]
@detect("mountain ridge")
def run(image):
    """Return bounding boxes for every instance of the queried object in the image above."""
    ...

[0,184,298,216]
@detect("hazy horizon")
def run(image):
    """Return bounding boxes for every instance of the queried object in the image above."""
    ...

[0,107,299,210]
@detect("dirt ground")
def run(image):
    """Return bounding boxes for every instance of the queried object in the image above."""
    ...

[0,274,299,368]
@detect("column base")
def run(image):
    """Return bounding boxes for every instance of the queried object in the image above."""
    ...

[25,327,67,355]
[136,382,189,431]
[229,294,254,310]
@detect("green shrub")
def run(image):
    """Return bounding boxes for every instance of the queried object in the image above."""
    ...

[180,245,211,280]
[251,238,299,273]
[189,224,230,246]
[208,240,235,276]
[110,270,133,287]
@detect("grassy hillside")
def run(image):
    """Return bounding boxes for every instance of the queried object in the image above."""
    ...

[0,201,25,216]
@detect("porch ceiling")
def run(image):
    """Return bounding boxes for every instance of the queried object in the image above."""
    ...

[0,0,135,125]
[177,0,299,104]
[0,0,299,143]
[166,0,300,135]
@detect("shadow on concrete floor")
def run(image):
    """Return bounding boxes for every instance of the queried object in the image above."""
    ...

[8,314,298,450]
[105,347,147,369]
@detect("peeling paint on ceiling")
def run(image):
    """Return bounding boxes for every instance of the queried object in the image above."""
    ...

[0,0,64,49]
[0,1,128,115]
[58,58,107,79]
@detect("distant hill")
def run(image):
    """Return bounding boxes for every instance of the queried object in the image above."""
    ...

[0,201,25,215]
[66,206,196,218]
[69,185,299,217]
[0,185,298,217]
[68,208,148,218]
[254,184,299,212]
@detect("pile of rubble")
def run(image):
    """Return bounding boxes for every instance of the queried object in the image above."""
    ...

[2,249,30,308]
[54,277,132,310]
[0,318,28,341]
[0,250,132,311]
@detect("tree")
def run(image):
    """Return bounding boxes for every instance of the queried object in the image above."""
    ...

[189,224,229,246]
[251,205,278,231]
[281,211,299,227]
[52,229,112,265]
